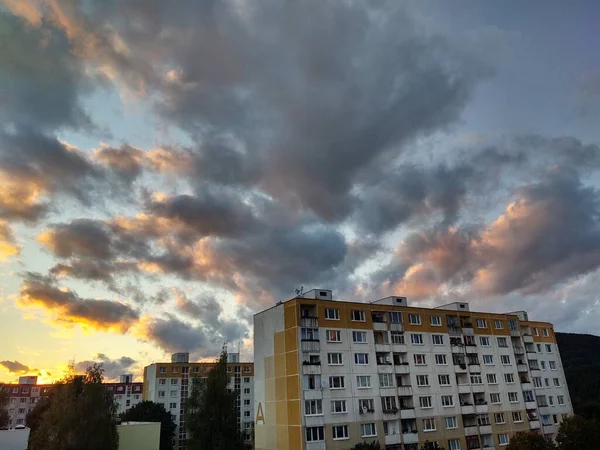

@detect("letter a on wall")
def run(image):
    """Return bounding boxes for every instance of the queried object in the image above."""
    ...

[256,402,265,425]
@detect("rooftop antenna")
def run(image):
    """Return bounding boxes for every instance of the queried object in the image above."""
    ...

[295,286,304,297]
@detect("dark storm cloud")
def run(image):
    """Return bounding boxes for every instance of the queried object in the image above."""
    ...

[0,360,32,374]
[40,219,113,260]
[74,354,136,380]
[18,272,139,331]
[137,316,211,357]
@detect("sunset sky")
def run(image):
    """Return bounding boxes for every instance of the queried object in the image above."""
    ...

[1,0,599,383]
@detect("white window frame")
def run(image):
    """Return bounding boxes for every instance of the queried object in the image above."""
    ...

[391,332,404,344]
[449,438,461,450]
[512,411,523,423]
[306,426,324,443]
[423,418,436,432]
[501,355,511,365]
[438,374,451,386]
[508,392,519,403]
[353,331,367,344]
[331,400,347,414]
[305,400,323,416]
[549,361,557,370]
[497,337,508,348]
[411,333,424,345]
[480,336,491,346]
[329,376,345,389]
[483,355,494,365]
[499,433,509,446]
[504,373,515,383]
[441,395,454,407]
[445,417,458,429]
[542,328,549,337]
[414,354,426,366]
[325,308,340,320]
[408,314,421,325]
[435,354,447,365]
[490,393,501,404]
[354,353,369,365]
[416,374,429,387]
[476,318,487,328]
[389,311,402,323]
[419,396,432,409]
[545,344,552,353]
[351,310,366,322]
[379,373,394,388]
[357,376,371,389]
[432,334,444,345]
[429,315,442,326]
[495,413,506,424]
[486,373,498,384]
[361,423,377,438]
[557,395,565,406]
[332,425,349,440]
[327,330,341,343]
[494,319,504,329]
[328,353,343,365]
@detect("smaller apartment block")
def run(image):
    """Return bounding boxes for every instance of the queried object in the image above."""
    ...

[143,352,254,450]
[253,289,573,450]
[0,374,142,429]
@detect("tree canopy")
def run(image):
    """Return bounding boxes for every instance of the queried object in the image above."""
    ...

[26,363,119,450]
[351,441,382,450]
[506,432,557,450]
[185,346,247,450]
[555,415,600,450]
[121,400,176,450]
[0,388,9,428]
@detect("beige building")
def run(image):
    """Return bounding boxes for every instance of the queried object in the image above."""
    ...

[253,289,573,450]
[143,352,254,450]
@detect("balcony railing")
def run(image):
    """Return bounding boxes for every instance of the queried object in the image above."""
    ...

[300,317,318,328]
[300,340,320,352]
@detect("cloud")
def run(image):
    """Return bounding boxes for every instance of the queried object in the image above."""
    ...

[38,219,113,260]
[17,272,139,332]
[94,144,145,183]
[74,353,137,380]
[0,220,20,261]
[135,316,210,358]
[0,360,33,374]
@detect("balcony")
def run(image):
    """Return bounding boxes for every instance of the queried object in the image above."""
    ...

[303,390,323,400]
[514,347,525,355]
[461,405,475,414]
[394,364,410,374]
[384,434,401,446]
[400,408,415,419]
[543,425,554,435]
[301,340,320,352]
[375,343,391,352]
[380,387,397,397]
[402,432,419,444]
[517,364,528,372]
[373,322,388,331]
[382,407,399,416]
[390,323,404,332]
[529,420,541,430]
[302,364,322,375]
[525,401,537,409]
[454,364,468,373]
[397,386,412,396]
[304,415,325,427]
[479,425,492,435]
[475,404,489,413]
[468,364,481,373]
[521,382,533,390]
[391,343,407,353]
[458,385,471,394]
[462,327,475,336]
[300,317,318,328]
[472,384,486,394]
[465,426,479,436]
[306,442,326,450]
[523,335,534,343]
[449,326,462,335]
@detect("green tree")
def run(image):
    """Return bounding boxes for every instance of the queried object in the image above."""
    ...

[27,363,119,450]
[121,400,176,450]
[421,441,445,450]
[506,432,556,450]
[0,388,9,428]
[185,346,246,450]
[351,441,382,450]
[555,415,600,450]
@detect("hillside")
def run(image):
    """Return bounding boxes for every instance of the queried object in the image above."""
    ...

[556,332,600,419]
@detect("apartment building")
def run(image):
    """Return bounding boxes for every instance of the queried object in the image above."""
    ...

[1,374,141,429]
[253,289,573,450]
[143,352,254,450]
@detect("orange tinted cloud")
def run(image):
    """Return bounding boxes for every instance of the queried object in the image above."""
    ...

[0,220,20,261]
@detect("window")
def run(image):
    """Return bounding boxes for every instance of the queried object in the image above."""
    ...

[169,402,177,409]
[244,388,250,394]
[432,335,444,345]
[448,439,461,450]
[558,395,565,405]
[411,333,424,345]
[490,393,501,404]
[423,418,436,431]
[325,308,339,320]
[480,337,490,346]
[328,353,343,365]
[414,354,426,365]
[533,377,543,388]
[327,330,341,342]
[357,376,371,389]
[16,419,23,425]
[18,408,25,414]
[379,373,394,388]
[354,353,369,365]
[158,391,165,398]
[171,378,178,385]
[533,327,539,336]
[361,423,377,437]
[244,410,251,417]
[523,390,534,402]
[508,392,519,403]
[553,378,560,387]
[537,343,542,353]
[170,390,178,397]
[435,354,447,365]
[305,400,322,416]
[359,399,374,412]
[173,367,180,373]
[159,379,166,385]
[501,355,511,365]
[408,314,421,325]
[244,366,251,373]
[20,398,26,404]
[331,400,347,414]
[329,376,345,389]
[353,331,367,343]
[499,433,509,446]
[483,355,494,365]
[495,413,506,424]
[549,396,554,406]
[438,374,451,386]
[549,361,557,370]
[543,328,549,337]
[244,377,251,383]
[391,332,404,344]
[445,417,458,429]
[134,395,139,400]
[441,395,454,407]
[512,411,523,423]
[419,396,432,409]
[416,375,429,386]
[470,374,482,384]
[545,344,552,353]
[351,310,366,322]
[497,337,508,347]
[332,425,349,440]
[306,426,324,442]
[494,319,504,329]
[159,367,167,374]
[430,315,442,326]
[389,311,402,323]
[486,373,498,384]
[301,327,319,340]
[476,318,487,328]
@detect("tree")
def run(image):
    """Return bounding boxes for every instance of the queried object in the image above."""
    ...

[506,432,556,450]
[555,415,600,450]
[185,346,247,450]
[27,363,119,450]
[121,401,176,450]
[421,442,445,450]
[351,441,382,450]
[0,388,9,428]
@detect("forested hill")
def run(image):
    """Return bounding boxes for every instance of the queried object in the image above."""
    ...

[556,332,600,419]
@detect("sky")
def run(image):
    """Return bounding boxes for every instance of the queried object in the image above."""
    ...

[0,0,599,383]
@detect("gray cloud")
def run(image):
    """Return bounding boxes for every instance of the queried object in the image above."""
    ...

[137,316,211,358]
[74,354,137,380]
[94,145,145,183]
[0,360,33,374]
